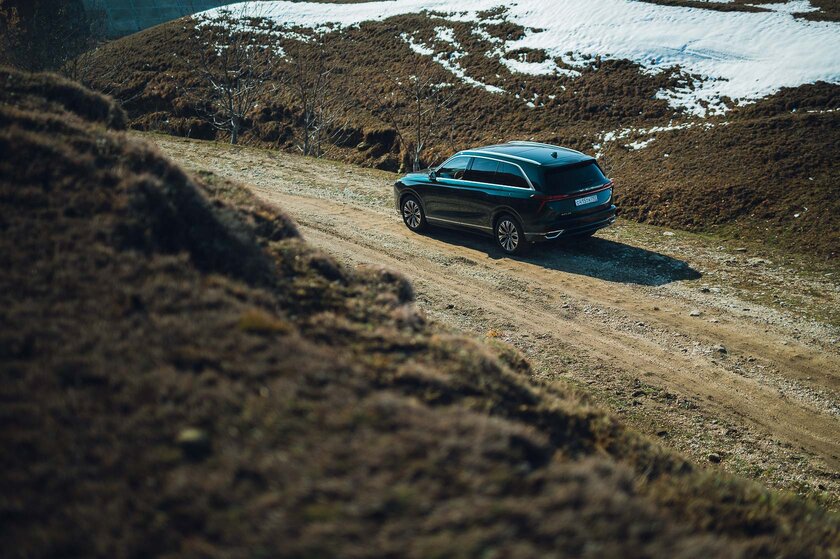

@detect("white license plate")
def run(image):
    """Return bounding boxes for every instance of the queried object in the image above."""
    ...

[575,194,598,206]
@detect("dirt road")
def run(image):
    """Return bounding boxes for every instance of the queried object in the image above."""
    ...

[145,133,840,507]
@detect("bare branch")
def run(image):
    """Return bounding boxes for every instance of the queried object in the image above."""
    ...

[184,2,279,145]
[365,54,455,172]
[285,30,351,158]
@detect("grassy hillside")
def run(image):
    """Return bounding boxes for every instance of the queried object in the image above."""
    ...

[602,88,840,251]
[78,8,840,257]
[2,66,839,558]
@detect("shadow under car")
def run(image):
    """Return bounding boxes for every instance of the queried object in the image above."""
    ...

[423,228,701,287]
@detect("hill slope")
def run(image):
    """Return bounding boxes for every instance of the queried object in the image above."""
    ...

[80,1,840,256]
[2,67,839,557]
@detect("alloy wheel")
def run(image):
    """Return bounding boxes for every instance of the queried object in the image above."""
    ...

[497,219,519,252]
[403,199,422,229]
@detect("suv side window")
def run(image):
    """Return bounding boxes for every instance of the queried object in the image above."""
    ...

[465,157,498,183]
[495,162,529,188]
[436,156,470,180]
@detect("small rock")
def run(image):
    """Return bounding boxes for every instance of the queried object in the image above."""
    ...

[700,287,711,293]
[446,303,455,309]
[709,287,721,293]
[656,430,668,438]
[636,321,645,327]
[177,428,211,460]
[714,344,727,354]
[689,309,702,317]
[632,390,646,398]
[708,453,722,463]
[734,247,747,253]
[663,231,675,236]
[709,318,719,323]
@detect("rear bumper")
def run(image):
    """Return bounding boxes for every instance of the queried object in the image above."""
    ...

[526,205,617,242]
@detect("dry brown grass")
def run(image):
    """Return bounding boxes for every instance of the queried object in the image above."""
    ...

[638,0,840,20]
[2,66,839,558]
[79,11,840,257]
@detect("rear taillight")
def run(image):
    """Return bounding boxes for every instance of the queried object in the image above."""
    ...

[532,180,613,212]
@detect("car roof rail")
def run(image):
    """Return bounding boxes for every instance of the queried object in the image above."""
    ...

[507,140,585,155]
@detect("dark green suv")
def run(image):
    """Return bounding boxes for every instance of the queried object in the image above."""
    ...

[394,141,616,254]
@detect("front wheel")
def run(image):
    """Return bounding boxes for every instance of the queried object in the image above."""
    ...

[495,215,527,255]
[401,196,427,232]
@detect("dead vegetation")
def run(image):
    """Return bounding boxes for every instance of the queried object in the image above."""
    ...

[186,7,277,145]
[1,66,839,558]
[605,83,840,255]
[638,0,840,20]
[77,9,839,256]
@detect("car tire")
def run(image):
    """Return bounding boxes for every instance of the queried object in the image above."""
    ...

[494,214,527,255]
[401,195,427,232]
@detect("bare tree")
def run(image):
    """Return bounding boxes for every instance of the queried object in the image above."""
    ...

[285,32,350,158]
[368,56,456,172]
[188,5,276,145]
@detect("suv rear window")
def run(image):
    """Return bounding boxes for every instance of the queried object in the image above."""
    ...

[542,162,607,195]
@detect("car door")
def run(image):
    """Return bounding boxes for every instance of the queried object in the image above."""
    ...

[425,155,470,219]
[456,157,499,228]
[493,161,535,223]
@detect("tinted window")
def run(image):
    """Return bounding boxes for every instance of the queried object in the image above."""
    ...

[465,157,498,183]
[496,162,529,188]
[437,156,470,180]
[542,162,607,195]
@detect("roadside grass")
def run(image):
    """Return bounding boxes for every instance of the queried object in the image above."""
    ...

[604,220,840,329]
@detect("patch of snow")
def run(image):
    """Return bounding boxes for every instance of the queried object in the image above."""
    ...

[499,57,582,78]
[400,33,505,94]
[752,0,818,13]
[626,138,656,150]
[472,26,502,44]
[595,119,730,154]
[198,0,840,116]
[434,26,457,44]
[402,33,435,56]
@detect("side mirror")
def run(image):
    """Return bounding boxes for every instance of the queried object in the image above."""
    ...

[428,170,437,182]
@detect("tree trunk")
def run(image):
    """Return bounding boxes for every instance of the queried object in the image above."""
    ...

[230,117,239,145]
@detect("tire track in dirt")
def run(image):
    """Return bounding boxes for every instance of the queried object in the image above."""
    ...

[146,133,839,504]
[261,191,840,471]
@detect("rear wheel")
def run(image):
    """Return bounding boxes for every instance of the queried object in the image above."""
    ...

[494,215,527,255]
[401,196,427,232]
